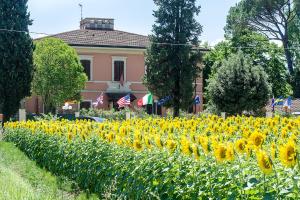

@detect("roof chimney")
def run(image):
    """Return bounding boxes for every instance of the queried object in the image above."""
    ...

[80,18,114,30]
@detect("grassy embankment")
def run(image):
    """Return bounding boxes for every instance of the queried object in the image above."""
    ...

[0,141,99,200]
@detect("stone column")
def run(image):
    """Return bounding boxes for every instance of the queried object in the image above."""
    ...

[19,109,26,121]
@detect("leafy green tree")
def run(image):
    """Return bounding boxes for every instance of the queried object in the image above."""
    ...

[32,38,87,113]
[289,17,300,95]
[144,0,202,117]
[230,31,291,97]
[207,52,271,115]
[225,0,300,96]
[203,42,232,85]
[263,43,293,97]
[0,0,34,122]
[202,41,232,104]
[204,38,290,99]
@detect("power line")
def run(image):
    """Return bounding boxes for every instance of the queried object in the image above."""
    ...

[1,28,300,50]
[150,41,300,50]
[0,28,51,36]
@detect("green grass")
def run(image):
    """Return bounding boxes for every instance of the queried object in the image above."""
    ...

[0,141,99,200]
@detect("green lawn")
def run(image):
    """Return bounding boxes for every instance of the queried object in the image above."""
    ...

[0,141,99,200]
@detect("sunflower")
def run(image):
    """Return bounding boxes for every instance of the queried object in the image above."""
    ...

[270,142,277,161]
[180,137,192,155]
[214,144,227,163]
[155,135,164,148]
[192,144,200,160]
[134,130,142,140]
[80,133,87,141]
[133,139,143,151]
[166,139,177,152]
[67,132,73,142]
[286,123,293,131]
[198,136,209,155]
[289,134,298,144]
[106,132,114,143]
[115,135,123,145]
[191,134,197,143]
[144,136,152,149]
[242,129,251,138]
[226,143,235,161]
[235,139,247,154]
[281,127,288,138]
[256,151,273,175]
[245,144,252,159]
[279,141,297,168]
[249,131,265,148]
[189,144,194,155]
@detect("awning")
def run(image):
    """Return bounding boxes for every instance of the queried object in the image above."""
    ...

[106,93,137,102]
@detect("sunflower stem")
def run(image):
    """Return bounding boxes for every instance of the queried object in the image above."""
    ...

[271,160,280,197]
[297,152,300,173]
[263,174,266,194]
[235,151,245,198]
[296,152,300,196]
[292,168,300,197]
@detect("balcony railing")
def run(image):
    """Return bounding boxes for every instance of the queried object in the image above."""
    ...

[106,81,131,93]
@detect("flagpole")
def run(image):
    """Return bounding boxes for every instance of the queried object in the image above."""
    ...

[194,79,197,114]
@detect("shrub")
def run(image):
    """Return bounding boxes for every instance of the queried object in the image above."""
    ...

[206,51,271,115]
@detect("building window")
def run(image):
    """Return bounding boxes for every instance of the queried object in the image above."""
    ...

[81,60,91,80]
[79,55,93,81]
[114,61,124,81]
[80,101,92,110]
[112,57,127,82]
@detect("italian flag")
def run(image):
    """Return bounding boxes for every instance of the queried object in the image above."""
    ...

[138,93,153,107]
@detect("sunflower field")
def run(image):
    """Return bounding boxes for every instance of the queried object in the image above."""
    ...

[3,115,300,199]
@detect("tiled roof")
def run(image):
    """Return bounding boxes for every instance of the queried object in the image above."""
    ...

[50,29,150,49]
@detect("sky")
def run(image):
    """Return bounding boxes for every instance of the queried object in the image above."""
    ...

[28,0,240,45]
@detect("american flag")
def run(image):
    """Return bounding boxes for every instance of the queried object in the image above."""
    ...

[117,94,130,108]
[92,92,104,107]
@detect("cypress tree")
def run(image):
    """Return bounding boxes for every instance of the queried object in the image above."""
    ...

[0,0,34,122]
[145,0,202,117]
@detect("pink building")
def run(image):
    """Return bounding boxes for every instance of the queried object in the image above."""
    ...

[26,18,204,115]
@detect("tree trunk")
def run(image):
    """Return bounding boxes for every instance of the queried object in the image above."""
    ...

[173,76,180,117]
[294,72,300,98]
[0,105,3,126]
[173,3,181,118]
[1,114,6,127]
[283,41,294,75]
[282,40,300,97]
[172,52,181,118]
[173,96,180,117]
[44,102,56,115]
